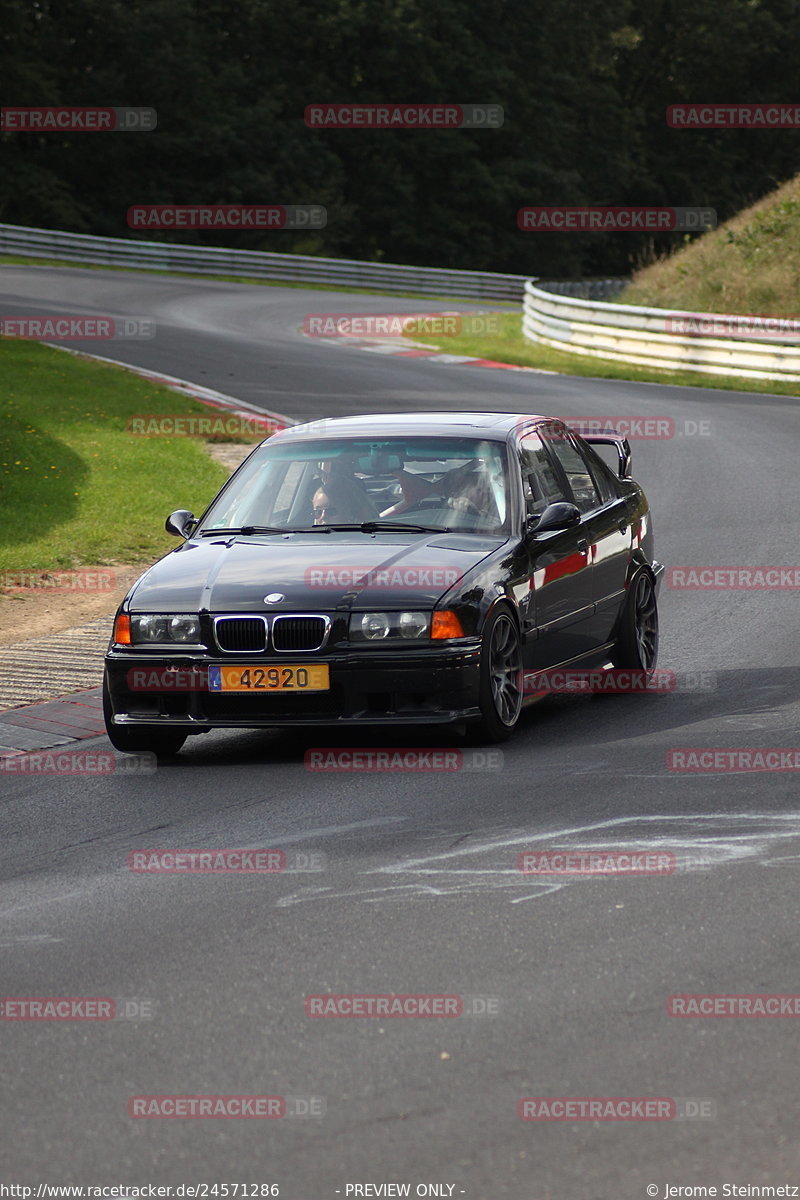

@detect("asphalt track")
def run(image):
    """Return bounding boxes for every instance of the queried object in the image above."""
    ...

[1,265,800,1195]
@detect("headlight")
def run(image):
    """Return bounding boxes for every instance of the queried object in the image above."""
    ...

[168,615,202,643]
[130,614,203,644]
[349,611,431,642]
[398,611,429,639]
[360,613,390,641]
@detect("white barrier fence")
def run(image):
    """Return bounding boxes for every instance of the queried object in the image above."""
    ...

[0,222,529,301]
[3,221,796,380]
[523,281,800,382]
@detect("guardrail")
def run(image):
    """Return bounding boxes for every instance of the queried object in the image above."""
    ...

[5,221,793,380]
[0,222,530,301]
[536,279,628,300]
[523,281,800,381]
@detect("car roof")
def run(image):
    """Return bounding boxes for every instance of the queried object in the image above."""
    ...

[273,411,557,441]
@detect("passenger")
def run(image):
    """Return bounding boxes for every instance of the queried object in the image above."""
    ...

[312,479,379,525]
[379,462,433,517]
[318,456,367,491]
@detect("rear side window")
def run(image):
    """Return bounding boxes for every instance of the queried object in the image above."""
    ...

[543,434,601,513]
[574,437,619,504]
[519,434,565,517]
[578,439,623,498]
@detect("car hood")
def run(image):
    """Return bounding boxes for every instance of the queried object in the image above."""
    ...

[128,532,504,612]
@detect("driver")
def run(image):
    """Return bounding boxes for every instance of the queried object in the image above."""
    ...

[379,455,501,521]
[443,458,499,518]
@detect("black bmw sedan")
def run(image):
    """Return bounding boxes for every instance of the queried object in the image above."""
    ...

[103,411,664,754]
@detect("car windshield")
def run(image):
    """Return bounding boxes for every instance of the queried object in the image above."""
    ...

[197,435,512,536]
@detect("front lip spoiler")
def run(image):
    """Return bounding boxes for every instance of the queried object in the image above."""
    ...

[651,560,665,594]
[110,710,480,729]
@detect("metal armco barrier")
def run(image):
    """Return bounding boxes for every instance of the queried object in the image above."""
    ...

[0,222,530,301]
[536,279,628,300]
[523,280,800,381]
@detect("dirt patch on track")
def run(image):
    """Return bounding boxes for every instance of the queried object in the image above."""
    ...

[0,562,153,645]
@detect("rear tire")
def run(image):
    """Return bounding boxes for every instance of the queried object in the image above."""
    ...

[465,607,523,744]
[103,673,187,757]
[612,569,659,670]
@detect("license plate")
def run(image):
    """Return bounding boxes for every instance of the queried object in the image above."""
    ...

[208,664,330,692]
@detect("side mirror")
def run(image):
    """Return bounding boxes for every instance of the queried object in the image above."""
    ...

[528,501,581,535]
[165,509,197,538]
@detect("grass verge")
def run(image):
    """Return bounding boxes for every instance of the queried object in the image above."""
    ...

[621,174,800,315]
[408,311,800,396]
[0,339,235,572]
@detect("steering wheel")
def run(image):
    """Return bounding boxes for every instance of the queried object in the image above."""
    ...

[446,495,483,517]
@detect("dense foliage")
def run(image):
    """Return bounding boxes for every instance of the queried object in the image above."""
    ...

[2,0,799,277]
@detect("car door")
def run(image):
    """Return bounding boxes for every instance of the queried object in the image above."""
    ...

[544,431,634,646]
[519,432,595,667]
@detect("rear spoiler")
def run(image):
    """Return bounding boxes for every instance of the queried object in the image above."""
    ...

[582,433,632,480]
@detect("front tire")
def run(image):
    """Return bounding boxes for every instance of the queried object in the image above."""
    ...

[103,673,187,757]
[612,569,659,670]
[466,607,523,744]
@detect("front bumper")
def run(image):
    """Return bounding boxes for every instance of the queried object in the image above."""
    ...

[104,642,482,729]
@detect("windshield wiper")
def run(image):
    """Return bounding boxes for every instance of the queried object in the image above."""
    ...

[361,521,448,533]
[199,522,448,535]
[198,526,287,536]
[300,521,448,534]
